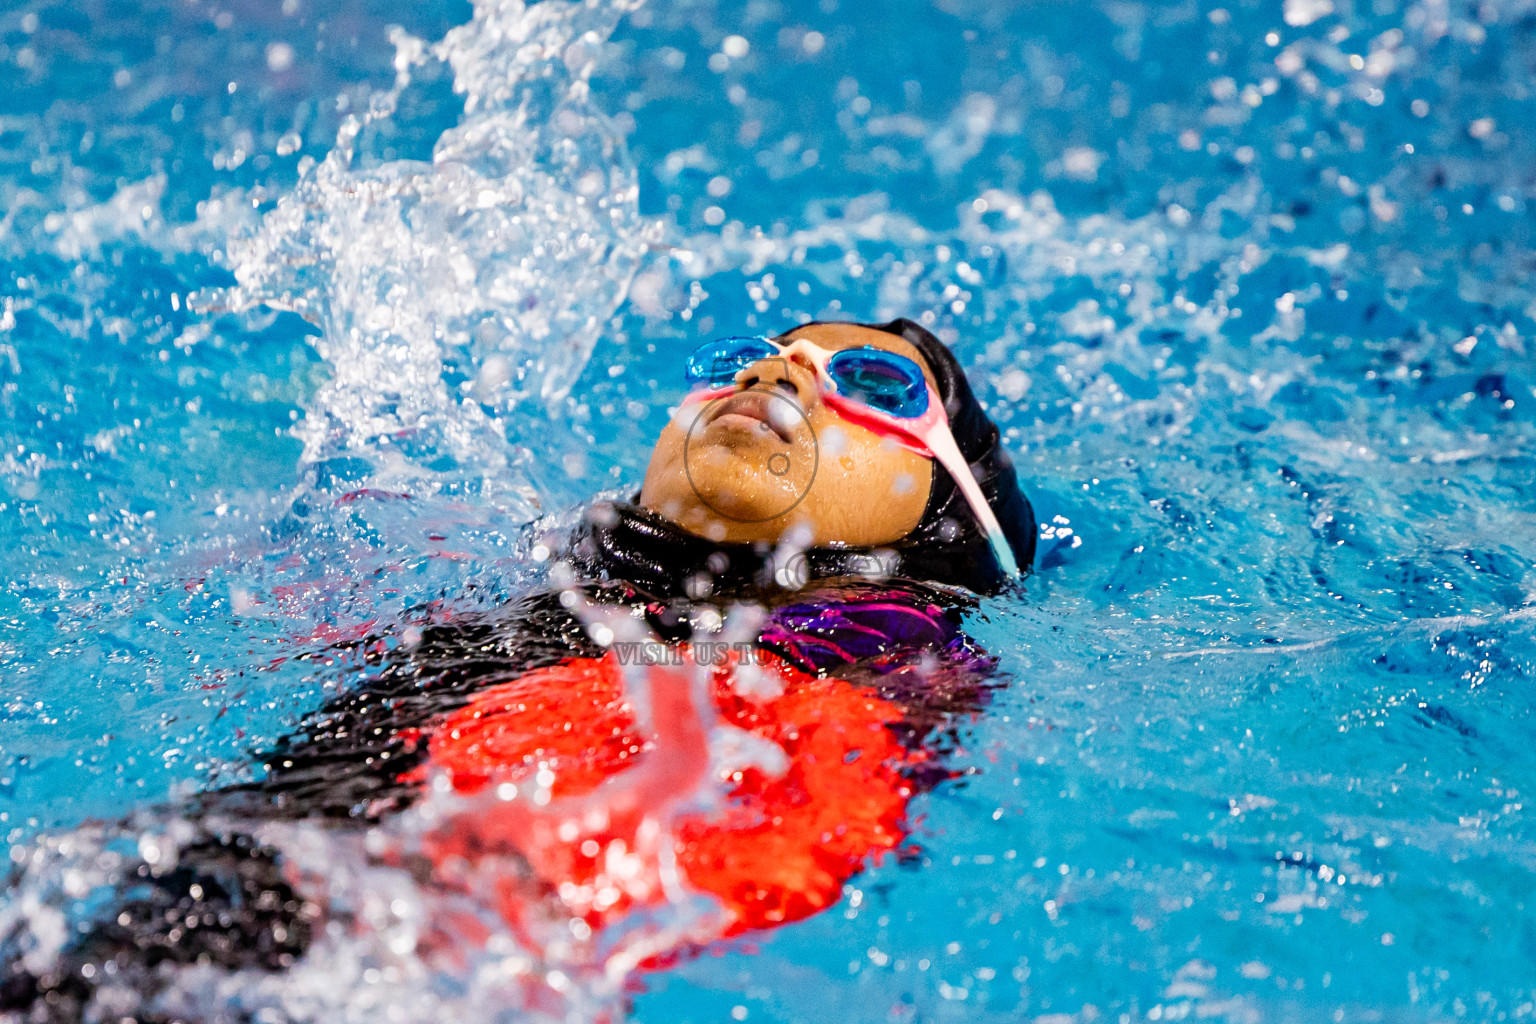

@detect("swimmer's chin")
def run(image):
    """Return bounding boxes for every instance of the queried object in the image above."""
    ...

[685,485,780,523]
[643,492,800,543]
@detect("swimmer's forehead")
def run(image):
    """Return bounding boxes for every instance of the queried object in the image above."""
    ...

[777,322,939,392]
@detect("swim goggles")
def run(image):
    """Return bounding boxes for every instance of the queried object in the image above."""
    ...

[681,335,1020,577]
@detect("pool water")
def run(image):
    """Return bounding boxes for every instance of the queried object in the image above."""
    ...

[3,0,1536,1019]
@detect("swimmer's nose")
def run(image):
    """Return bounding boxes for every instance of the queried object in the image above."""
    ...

[736,352,821,409]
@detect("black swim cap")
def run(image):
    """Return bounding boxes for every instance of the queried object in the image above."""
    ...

[567,319,1036,596]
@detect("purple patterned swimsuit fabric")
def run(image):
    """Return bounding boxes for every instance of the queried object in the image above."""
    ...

[760,591,991,676]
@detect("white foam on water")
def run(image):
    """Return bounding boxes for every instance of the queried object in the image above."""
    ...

[205,0,659,509]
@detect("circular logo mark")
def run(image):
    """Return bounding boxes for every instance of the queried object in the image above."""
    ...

[682,386,819,523]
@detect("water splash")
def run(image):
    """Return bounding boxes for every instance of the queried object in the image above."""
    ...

[0,612,781,1023]
[206,0,658,507]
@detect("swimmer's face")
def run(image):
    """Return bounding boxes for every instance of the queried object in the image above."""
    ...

[640,323,935,547]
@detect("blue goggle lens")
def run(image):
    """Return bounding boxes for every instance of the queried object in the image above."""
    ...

[684,339,930,419]
[827,347,929,418]
[684,336,778,388]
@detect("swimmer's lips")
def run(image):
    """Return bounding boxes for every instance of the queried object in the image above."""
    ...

[704,388,800,444]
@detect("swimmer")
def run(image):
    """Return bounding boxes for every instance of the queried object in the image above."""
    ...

[606,317,1033,591]
[0,319,1035,1020]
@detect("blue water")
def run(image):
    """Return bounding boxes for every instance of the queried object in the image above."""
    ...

[4,0,1536,1019]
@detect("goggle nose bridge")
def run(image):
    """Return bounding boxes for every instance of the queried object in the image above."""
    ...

[711,338,841,396]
